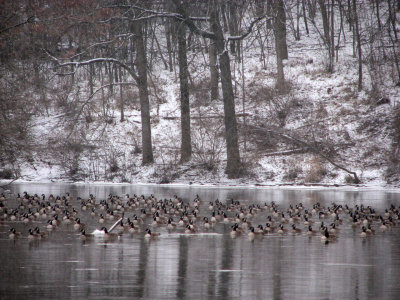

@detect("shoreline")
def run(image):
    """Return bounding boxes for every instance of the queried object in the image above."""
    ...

[2,178,400,192]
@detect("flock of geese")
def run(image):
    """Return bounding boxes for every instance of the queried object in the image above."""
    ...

[1,191,399,244]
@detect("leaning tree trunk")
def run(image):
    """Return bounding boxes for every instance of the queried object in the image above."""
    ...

[210,1,242,178]
[133,20,154,165]
[176,18,192,163]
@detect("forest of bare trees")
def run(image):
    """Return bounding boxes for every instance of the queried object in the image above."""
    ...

[1,0,399,184]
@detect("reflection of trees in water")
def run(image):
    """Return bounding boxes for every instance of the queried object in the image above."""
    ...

[273,238,283,300]
[218,234,234,298]
[134,237,149,298]
[207,237,218,298]
[176,236,189,299]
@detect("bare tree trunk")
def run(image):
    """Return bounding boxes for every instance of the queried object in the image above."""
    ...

[273,0,288,60]
[255,0,265,17]
[337,0,344,61]
[319,0,333,71]
[165,19,174,72]
[119,67,124,122]
[266,1,273,29]
[89,64,94,95]
[387,0,400,81]
[176,18,191,163]
[375,0,381,31]
[133,20,154,164]
[209,39,219,101]
[228,2,239,55]
[352,0,362,90]
[296,0,301,40]
[173,0,242,177]
[347,0,353,31]
[338,0,346,42]
[302,0,310,35]
[388,0,398,42]
[331,0,335,60]
[210,1,241,178]
[241,41,247,153]
[273,0,287,89]
[165,1,174,72]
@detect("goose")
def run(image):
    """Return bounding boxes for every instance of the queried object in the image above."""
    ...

[290,224,302,234]
[101,227,119,242]
[366,224,375,235]
[80,229,94,241]
[230,223,241,238]
[184,224,196,234]
[203,217,211,229]
[128,222,140,234]
[264,222,275,234]
[46,220,55,231]
[28,228,40,240]
[277,224,287,235]
[34,227,48,239]
[98,214,105,224]
[9,228,22,240]
[73,218,85,231]
[360,226,368,238]
[321,228,336,243]
[247,227,256,241]
[167,218,177,230]
[306,225,317,236]
[144,228,160,239]
[177,217,186,227]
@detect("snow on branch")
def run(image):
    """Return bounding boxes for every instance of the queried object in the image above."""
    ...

[101,4,209,22]
[44,51,138,82]
[227,15,268,41]
[99,14,181,23]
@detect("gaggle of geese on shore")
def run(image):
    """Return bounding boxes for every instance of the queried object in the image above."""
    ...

[1,191,399,243]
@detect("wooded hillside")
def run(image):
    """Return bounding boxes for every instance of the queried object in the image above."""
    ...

[1,0,399,185]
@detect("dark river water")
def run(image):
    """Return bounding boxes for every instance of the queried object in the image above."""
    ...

[1,182,400,299]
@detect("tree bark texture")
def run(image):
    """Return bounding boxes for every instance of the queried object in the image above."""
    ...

[210,1,241,178]
[273,0,287,89]
[133,20,154,164]
[318,0,333,71]
[352,0,362,90]
[177,18,192,163]
[273,0,288,60]
[209,39,219,101]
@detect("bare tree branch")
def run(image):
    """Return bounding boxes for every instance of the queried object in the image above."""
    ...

[172,0,216,39]
[101,4,209,21]
[66,82,136,139]
[227,15,268,41]
[0,16,34,34]
[0,177,19,190]
[44,50,139,82]
[251,125,360,183]
[67,34,135,61]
